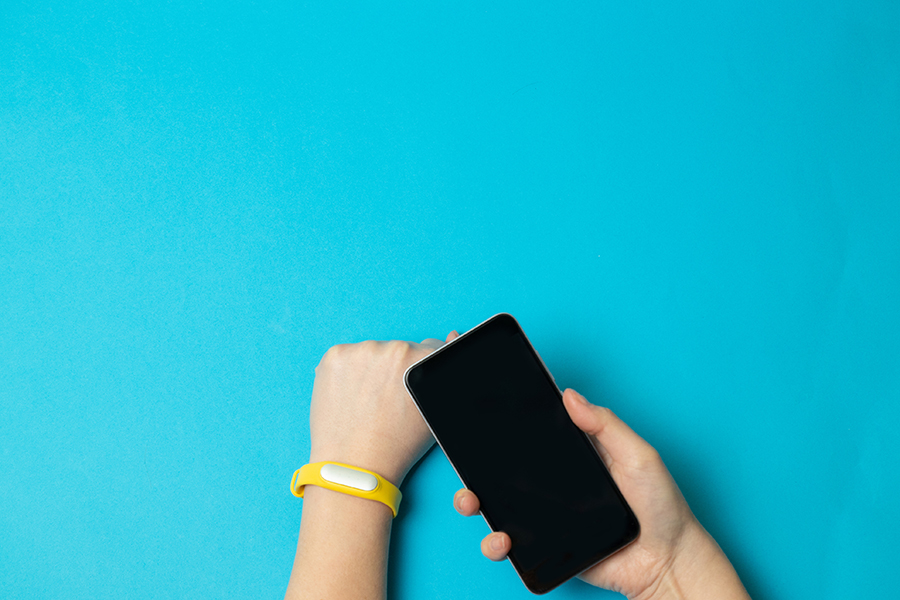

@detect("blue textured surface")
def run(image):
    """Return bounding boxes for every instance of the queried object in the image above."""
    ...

[1,1,898,598]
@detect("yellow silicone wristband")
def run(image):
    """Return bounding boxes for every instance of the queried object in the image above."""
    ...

[290,462,403,518]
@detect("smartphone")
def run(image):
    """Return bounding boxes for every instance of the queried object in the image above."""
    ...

[404,313,639,594]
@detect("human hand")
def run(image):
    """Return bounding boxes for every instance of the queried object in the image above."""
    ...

[453,388,749,600]
[308,331,459,487]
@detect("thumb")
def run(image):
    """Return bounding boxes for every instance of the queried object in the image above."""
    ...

[562,388,658,470]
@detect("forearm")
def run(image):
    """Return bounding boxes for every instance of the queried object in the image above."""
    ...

[635,520,750,600]
[285,485,394,600]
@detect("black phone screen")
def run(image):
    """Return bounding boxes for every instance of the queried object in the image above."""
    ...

[404,313,639,594]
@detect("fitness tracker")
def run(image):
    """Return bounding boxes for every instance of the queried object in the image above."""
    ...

[291,461,402,517]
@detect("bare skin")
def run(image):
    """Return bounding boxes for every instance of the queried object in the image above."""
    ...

[286,333,751,600]
[285,333,455,600]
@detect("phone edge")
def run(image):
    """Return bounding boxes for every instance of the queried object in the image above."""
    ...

[402,312,638,595]
[403,313,550,592]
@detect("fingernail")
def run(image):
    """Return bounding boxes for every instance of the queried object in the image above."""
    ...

[454,494,462,513]
[569,389,587,405]
[491,536,504,551]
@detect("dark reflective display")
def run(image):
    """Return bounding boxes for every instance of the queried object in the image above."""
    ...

[405,314,639,594]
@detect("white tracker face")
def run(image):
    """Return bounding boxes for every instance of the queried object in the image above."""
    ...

[319,464,378,492]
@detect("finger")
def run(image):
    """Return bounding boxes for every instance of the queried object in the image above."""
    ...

[453,488,481,516]
[480,532,511,561]
[419,337,444,349]
[562,388,658,469]
[419,330,459,350]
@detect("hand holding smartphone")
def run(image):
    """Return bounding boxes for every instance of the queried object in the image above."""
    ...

[404,314,639,594]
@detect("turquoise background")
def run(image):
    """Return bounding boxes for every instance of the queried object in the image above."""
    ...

[1,1,898,598]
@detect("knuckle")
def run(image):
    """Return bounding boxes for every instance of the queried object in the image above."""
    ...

[359,339,379,352]
[327,343,346,355]
[319,344,342,364]
[384,339,407,352]
[384,339,412,360]
[635,445,663,470]
[594,405,614,419]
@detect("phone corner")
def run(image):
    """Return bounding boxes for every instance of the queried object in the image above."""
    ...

[520,574,558,596]
[494,311,518,324]
[402,363,414,391]
[627,514,641,545]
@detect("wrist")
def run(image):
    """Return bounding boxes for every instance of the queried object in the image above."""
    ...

[633,520,750,600]
[301,482,396,520]
[288,483,393,600]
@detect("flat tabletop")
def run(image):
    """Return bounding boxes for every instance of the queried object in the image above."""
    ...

[2,1,898,598]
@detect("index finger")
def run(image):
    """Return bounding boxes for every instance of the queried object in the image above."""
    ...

[419,337,444,349]
[418,330,459,349]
